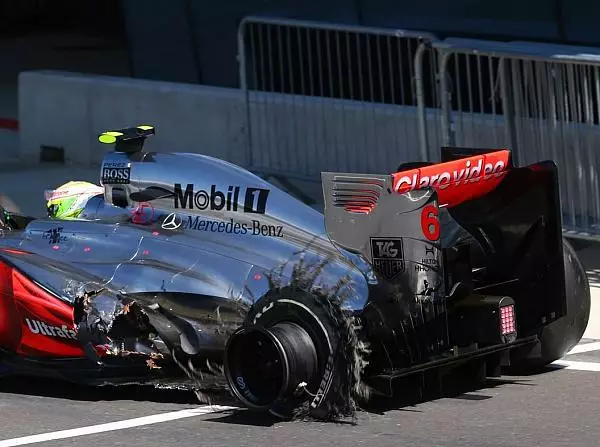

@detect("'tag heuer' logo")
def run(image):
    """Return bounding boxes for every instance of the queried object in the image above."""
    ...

[392,150,509,208]
[370,237,405,281]
[173,184,269,214]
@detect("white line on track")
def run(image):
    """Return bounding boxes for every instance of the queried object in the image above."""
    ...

[566,341,600,355]
[550,359,600,372]
[0,405,237,447]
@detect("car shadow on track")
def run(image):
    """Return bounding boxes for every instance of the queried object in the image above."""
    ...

[506,364,571,376]
[359,373,538,418]
[206,374,541,427]
[0,376,235,405]
[0,369,553,427]
[204,410,282,427]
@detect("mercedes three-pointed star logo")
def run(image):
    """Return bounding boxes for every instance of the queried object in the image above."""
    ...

[161,212,182,230]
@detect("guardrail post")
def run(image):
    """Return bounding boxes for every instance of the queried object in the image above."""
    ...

[438,50,454,147]
[498,57,519,166]
[237,18,254,169]
[415,41,430,162]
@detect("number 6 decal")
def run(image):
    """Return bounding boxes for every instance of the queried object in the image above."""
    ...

[421,204,440,241]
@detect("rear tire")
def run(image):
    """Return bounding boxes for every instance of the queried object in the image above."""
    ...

[510,237,590,370]
[224,287,364,420]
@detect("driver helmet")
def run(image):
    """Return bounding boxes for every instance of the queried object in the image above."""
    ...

[45,181,104,219]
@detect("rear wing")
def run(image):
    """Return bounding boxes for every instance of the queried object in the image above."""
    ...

[322,146,567,337]
[392,149,512,208]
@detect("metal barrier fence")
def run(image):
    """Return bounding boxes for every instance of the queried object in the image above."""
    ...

[237,17,443,180]
[237,17,600,238]
[434,38,600,238]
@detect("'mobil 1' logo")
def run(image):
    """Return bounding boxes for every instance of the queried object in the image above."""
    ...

[173,184,269,214]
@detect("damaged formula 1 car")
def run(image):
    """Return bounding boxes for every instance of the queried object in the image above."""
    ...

[0,125,590,420]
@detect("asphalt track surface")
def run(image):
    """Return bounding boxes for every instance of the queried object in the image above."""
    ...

[2,297,600,446]
[1,168,600,446]
[1,343,600,447]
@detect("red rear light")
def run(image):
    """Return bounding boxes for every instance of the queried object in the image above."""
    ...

[500,304,516,335]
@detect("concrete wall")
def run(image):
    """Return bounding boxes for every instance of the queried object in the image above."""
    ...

[18,70,248,166]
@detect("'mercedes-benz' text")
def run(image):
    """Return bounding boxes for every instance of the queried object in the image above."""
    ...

[183,216,283,237]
